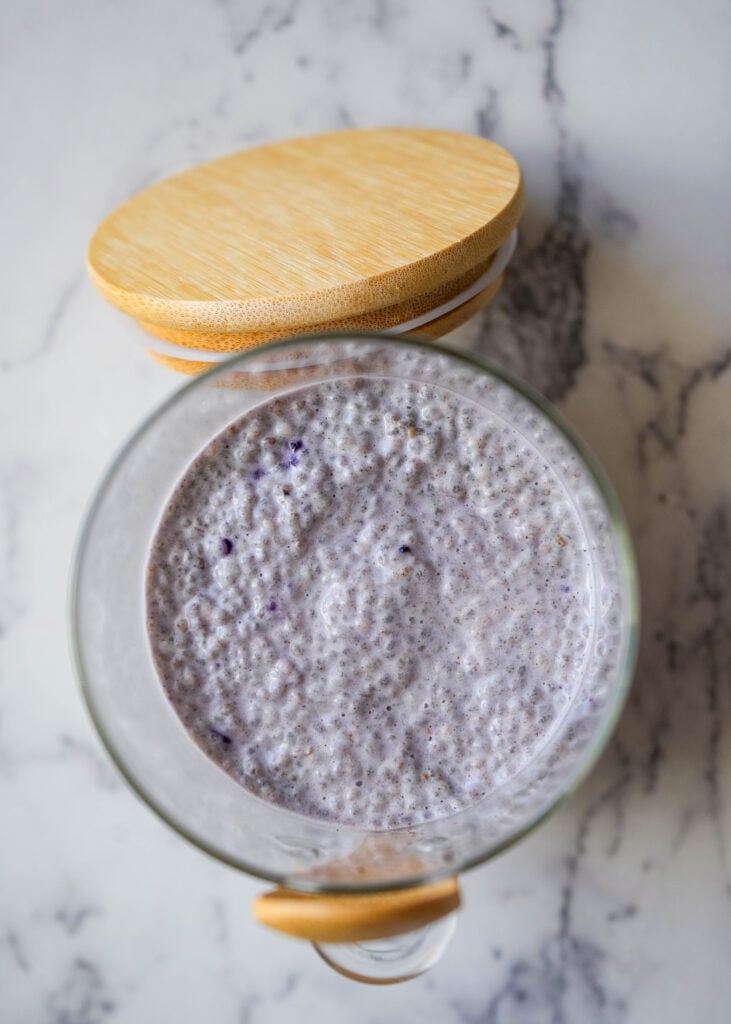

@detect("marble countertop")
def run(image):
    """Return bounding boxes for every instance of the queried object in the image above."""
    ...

[2,1,730,1020]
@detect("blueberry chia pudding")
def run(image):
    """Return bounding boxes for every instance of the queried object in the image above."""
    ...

[146,351,626,831]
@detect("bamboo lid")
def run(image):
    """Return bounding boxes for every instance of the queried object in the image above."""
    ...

[253,877,460,944]
[87,128,523,341]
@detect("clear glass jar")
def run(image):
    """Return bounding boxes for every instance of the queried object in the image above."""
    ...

[70,333,639,983]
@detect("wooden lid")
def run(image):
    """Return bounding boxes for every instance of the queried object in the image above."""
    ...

[253,877,460,943]
[87,128,523,335]
[136,249,498,353]
[145,274,505,378]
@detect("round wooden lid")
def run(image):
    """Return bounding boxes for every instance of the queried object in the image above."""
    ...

[87,128,523,334]
[253,877,460,943]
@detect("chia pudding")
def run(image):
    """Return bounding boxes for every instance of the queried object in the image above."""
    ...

[146,350,625,831]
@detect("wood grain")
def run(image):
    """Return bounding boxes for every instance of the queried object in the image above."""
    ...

[252,877,460,943]
[145,276,503,377]
[411,271,503,338]
[88,128,523,333]
[137,250,497,352]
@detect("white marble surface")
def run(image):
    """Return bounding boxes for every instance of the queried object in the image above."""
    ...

[2,1,730,1020]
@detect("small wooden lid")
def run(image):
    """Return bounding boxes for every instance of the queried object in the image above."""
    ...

[253,877,460,943]
[87,128,523,337]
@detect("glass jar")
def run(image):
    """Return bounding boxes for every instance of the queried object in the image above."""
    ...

[70,333,638,983]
